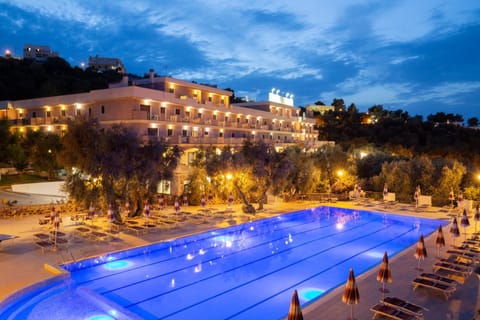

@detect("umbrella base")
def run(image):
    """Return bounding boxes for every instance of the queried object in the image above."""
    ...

[378,288,389,293]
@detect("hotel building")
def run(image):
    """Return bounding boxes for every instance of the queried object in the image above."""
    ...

[1,71,323,194]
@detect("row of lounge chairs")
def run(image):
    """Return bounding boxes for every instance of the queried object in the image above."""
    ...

[371,296,427,319]
[410,236,479,301]
[371,235,480,319]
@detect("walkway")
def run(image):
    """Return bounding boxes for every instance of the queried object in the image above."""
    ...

[0,198,478,319]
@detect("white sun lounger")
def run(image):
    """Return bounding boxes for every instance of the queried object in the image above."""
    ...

[381,296,427,318]
[412,278,456,300]
[370,303,419,320]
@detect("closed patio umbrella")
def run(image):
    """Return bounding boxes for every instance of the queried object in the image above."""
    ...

[414,234,427,272]
[449,188,455,208]
[474,204,480,233]
[435,225,446,258]
[287,289,303,320]
[342,268,360,320]
[450,217,460,247]
[144,201,150,225]
[88,202,95,222]
[376,251,392,300]
[461,209,470,239]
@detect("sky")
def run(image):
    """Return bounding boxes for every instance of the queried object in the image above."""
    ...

[1,0,480,121]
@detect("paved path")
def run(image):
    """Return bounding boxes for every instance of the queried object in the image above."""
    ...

[0,197,479,319]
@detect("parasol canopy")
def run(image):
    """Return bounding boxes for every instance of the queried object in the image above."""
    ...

[376,251,392,299]
[414,234,427,271]
[342,268,360,320]
[435,225,445,257]
[287,289,304,320]
[450,217,460,246]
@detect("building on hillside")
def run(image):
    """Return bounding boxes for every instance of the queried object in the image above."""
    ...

[23,44,58,60]
[305,104,335,117]
[0,70,325,195]
[88,55,126,74]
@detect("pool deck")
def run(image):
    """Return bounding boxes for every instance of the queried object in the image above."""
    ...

[0,199,479,319]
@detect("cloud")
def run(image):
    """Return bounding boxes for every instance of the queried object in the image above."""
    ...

[0,0,112,29]
[390,55,420,65]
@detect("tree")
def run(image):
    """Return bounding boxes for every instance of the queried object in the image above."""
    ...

[467,117,479,127]
[59,118,180,215]
[332,98,346,112]
[22,130,62,180]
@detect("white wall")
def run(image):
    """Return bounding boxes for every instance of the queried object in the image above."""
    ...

[11,181,67,197]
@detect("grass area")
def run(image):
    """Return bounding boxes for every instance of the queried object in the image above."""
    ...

[0,174,49,187]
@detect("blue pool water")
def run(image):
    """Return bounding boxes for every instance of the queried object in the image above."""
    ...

[0,207,443,319]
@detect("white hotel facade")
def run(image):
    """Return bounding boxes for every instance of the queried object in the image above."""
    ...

[1,72,325,195]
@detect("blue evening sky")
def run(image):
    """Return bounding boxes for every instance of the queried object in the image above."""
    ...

[1,1,479,120]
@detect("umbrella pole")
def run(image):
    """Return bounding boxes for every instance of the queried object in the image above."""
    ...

[350,304,354,320]
[416,259,422,272]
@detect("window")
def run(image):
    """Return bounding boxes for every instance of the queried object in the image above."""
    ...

[76,109,81,116]
[185,111,190,118]
[46,111,51,118]
[88,108,91,117]
[157,180,171,194]
[147,128,158,136]
[61,110,65,117]
[231,133,235,137]
[167,128,173,136]
[175,109,181,115]
[224,116,228,122]
[169,87,174,93]
[32,111,37,118]
[219,131,223,137]
[236,117,240,123]
[221,98,225,104]
[160,107,166,114]
[182,129,188,137]
[188,152,196,165]
[101,105,105,114]
[213,114,217,120]
[197,112,202,119]
[208,96,212,102]
[204,130,209,136]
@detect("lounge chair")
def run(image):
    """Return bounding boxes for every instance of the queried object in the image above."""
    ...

[411,277,456,300]
[381,296,427,318]
[438,257,472,268]
[126,224,146,235]
[90,231,109,241]
[418,272,458,286]
[433,261,472,277]
[370,303,418,320]
[447,249,477,260]
[35,240,54,253]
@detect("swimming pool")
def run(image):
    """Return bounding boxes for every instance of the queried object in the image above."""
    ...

[0,206,442,319]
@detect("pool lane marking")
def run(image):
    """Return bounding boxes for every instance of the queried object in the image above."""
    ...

[72,207,351,285]
[122,220,391,312]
